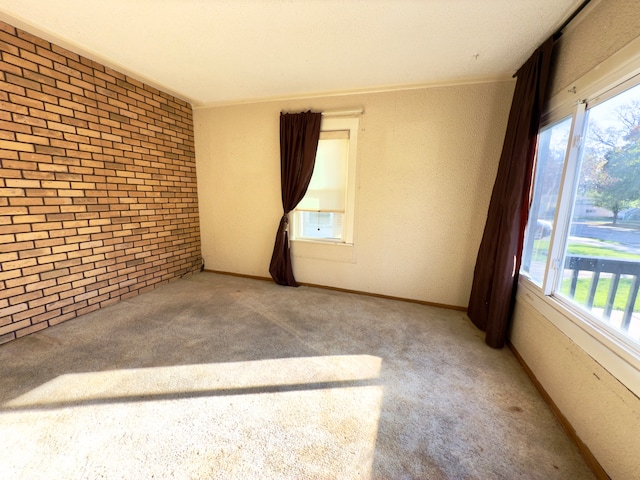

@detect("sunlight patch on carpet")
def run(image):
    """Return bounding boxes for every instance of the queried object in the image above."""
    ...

[1,355,384,479]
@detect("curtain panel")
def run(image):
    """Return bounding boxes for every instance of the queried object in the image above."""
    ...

[467,37,555,348]
[269,111,322,286]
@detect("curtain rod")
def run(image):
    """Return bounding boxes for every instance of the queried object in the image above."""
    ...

[280,108,364,116]
[553,0,592,40]
[321,108,364,117]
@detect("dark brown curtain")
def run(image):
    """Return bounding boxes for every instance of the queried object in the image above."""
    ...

[269,111,322,286]
[467,37,555,348]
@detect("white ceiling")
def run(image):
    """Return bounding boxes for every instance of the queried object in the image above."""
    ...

[0,0,585,107]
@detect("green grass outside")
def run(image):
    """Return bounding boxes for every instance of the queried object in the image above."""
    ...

[565,244,640,260]
[530,239,640,264]
[559,276,639,312]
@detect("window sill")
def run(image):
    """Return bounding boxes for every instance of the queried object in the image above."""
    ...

[517,276,640,398]
[291,239,355,263]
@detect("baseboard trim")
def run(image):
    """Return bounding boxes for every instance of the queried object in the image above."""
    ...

[203,269,273,283]
[508,342,610,480]
[203,269,467,312]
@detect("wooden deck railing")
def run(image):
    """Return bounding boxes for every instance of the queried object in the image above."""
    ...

[564,255,640,331]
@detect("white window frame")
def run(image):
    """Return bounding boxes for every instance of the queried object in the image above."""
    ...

[519,35,640,398]
[292,115,359,246]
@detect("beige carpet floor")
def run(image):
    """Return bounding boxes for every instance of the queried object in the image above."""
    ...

[0,272,594,479]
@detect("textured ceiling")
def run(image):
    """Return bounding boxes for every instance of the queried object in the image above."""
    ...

[0,0,586,107]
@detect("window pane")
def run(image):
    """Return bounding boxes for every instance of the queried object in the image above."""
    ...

[297,137,348,212]
[293,117,358,245]
[557,83,640,344]
[298,211,343,240]
[521,116,572,285]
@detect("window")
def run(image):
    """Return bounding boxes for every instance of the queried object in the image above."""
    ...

[522,76,640,356]
[521,115,573,286]
[292,116,359,244]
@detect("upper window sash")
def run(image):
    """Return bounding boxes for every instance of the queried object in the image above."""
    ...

[545,102,587,296]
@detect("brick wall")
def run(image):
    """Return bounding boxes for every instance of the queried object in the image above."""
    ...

[0,22,202,344]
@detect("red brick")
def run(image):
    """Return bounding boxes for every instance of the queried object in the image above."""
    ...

[0,225,29,237]
[7,287,42,301]
[49,243,77,255]
[16,133,50,146]
[2,53,37,72]
[37,253,68,264]
[0,139,33,152]
[14,154,50,165]
[38,163,68,173]
[16,29,49,49]
[28,293,59,308]
[0,100,28,115]
[0,187,24,196]
[45,297,75,311]
[47,121,76,133]
[16,230,49,241]
[0,21,200,345]
[27,205,59,214]
[56,80,83,96]
[31,308,61,323]
[23,173,55,184]
[0,286,25,300]
[15,322,49,337]
[0,319,30,336]
[56,273,83,285]
[32,221,63,232]
[76,304,100,316]
[59,286,85,299]
[19,247,52,259]
[9,93,44,109]
[31,127,64,139]
[25,278,57,292]
[53,258,81,269]
[0,149,19,161]
[35,45,67,65]
[5,72,41,91]
[29,108,61,122]
[0,233,15,243]
[34,239,64,250]
[0,169,22,181]
[11,305,45,322]
[5,178,40,188]
[50,139,78,150]
[9,197,43,207]
[0,118,31,133]
[38,65,69,83]
[48,312,76,326]
[21,49,54,69]
[22,263,54,276]
[24,188,58,199]
[0,38,19,57]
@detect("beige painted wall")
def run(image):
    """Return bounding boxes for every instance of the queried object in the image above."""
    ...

[194,81,514,307]
[511,1,640,478]
[511,297,639,479]
[549,0,640,98]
